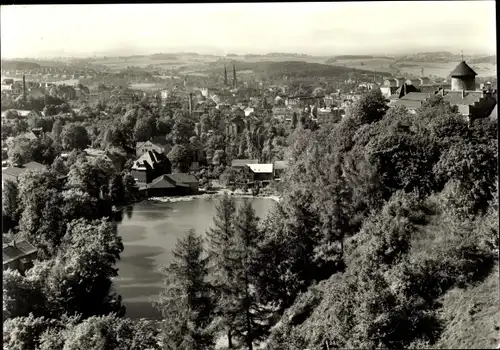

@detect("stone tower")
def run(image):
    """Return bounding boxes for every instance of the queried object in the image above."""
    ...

[450,60,477,91]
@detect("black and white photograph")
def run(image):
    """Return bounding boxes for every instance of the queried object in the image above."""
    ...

[1,2,498,349]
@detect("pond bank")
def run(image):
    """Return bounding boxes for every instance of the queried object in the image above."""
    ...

[148,189,281,204]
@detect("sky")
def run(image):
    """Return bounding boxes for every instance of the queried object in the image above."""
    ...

[0,2,496,59]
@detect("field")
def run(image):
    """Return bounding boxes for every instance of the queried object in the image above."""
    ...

[323,58,497,79]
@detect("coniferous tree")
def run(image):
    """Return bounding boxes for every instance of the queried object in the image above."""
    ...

[155,229,215,350]
[205,193,238,348]
[230,199,268,350]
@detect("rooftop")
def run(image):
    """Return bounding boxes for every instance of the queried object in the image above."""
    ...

[3,240,37,265]
[167,173,198,185]
[400,92,434,101]
[392,99,425,110]
[450,61,477,77]
[2,161,46,178]
[231,159,259,167]
[247,163,274,174]
[442,90,486,106]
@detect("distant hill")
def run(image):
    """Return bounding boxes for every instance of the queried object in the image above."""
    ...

[396,52,459,62]
[331,55,390,60]
[469,55,496,64]
[201,60,383,79]
[149,53,179,61]
[1,60,41,70]
[265,53,311,57]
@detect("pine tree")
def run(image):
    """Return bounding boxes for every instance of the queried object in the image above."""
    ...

[205,193,238,348]
[155,229,214,349]
[230,199,266,350]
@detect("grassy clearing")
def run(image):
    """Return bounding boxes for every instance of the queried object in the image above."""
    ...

[435,263,500,349]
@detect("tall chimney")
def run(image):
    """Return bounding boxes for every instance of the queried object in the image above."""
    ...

[462,89,465,99]
[188,93,193,116]
[22,75,26,101]
[421,68,424,77]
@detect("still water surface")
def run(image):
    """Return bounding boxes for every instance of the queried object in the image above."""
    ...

[114,197,275,320]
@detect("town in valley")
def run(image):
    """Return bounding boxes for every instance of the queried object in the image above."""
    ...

[1,2,498,350]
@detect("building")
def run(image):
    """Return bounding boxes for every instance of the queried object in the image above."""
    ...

[317,107,343,124]
[231,159,259,169]
[244,107,255,117]
[131,150,171,185]
[383,78,399,87]
[136,139,171,157]
[440,88,497,120]
[391,61,496,120]
[160,90,169,100]
[450,60,477,91]
[272,106,293,121]
[324,95,336,107]
[3,239,38,274]
[247,163,274,182]
[2,161,46,185]
[139,173,199,198]
[391,92,435,112]
[388,83,421,102]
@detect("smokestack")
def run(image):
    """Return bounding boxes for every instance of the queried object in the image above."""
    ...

[188,93,193,116]
[421,68,424,77]
[462,89,465,99]
[233,64,236,88]
[22,75,26,101]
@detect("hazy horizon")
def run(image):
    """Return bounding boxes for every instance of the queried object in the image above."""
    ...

[1,2,496,60]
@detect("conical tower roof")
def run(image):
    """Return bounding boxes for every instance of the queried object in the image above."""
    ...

[450,61,477,77]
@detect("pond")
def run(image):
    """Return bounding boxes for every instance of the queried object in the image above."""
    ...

[114,197,276,320]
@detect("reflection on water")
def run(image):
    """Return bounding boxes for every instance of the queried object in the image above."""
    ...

[115,197,275,320]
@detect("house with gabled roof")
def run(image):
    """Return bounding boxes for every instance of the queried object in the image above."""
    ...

[136,138,171,157]
[247,163,274,183]
[131,150,171,185]
[3,239,38,274]
[138,173,199,197]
